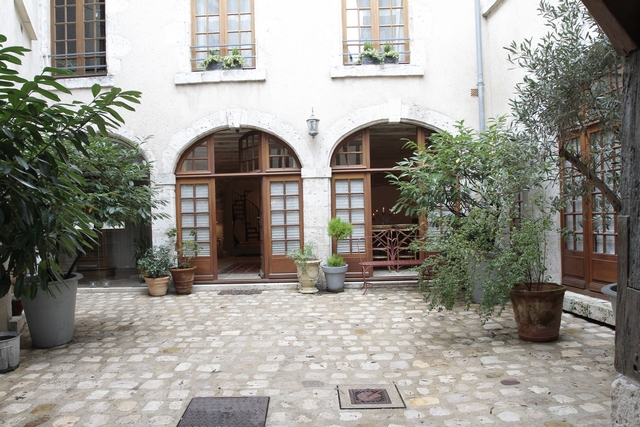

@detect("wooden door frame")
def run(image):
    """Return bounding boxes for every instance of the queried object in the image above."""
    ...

[176,178,217,283]
[262,175,303,280]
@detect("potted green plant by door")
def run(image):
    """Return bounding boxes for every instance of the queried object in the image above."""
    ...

[321,218,353,292]
[167,228,201,295]
[0,36,151,348]
[287,243,321,294]
[137,245,174,296]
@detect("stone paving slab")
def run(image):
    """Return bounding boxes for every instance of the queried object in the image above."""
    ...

[0,288,615,426]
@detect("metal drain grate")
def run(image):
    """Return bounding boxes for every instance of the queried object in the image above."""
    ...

[177,396,269,427]
[349,388,392,405]
[218,289,263,295]
[337,384,406,409]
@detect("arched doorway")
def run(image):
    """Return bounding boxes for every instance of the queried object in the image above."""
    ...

[175,129,302,282]
[330,123,435,280]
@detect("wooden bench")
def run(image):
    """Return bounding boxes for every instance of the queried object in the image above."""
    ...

[355,228,439,294]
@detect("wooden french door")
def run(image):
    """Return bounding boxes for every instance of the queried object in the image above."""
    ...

[332,174,369,274]
[561,128,618,296]
[177,179,216,281]
[262,176,303,279]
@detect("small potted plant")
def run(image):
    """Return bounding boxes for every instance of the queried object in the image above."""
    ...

[287,243,321,294]
[382,42,399,64]
[167,228,201,295]
[137,245,173,296]
[355,41,382,65]
[222,47,247,69]
[200,49,223,70]
[321,217,353,292]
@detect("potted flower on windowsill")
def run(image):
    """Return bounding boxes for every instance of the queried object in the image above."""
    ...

[222,47,247,69]
[382,42,399,64]
[355,41,382,65]
[287,243,321,294]
[167,228,201,295]
[200,49,223,71]
[321,218,353,292]
[137,245,174,296]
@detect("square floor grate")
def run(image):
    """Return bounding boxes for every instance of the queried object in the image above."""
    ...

[218,289,263,295]
[337,383,406,409]
[177,396,269,427]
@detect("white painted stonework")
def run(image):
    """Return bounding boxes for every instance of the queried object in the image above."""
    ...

[0,0,557,275]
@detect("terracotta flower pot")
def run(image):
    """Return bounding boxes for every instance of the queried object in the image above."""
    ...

[144,275,170,296]
[510,283,566,342]
[170,267,196,295]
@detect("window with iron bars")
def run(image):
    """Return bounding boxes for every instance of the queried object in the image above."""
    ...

[342,0,410,65]
[191,0,255,70]
[51,0,106,76]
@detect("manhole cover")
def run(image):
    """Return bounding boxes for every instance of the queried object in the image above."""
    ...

[177,396,269,427]
[349,388,392,405]
[218,289,263,295]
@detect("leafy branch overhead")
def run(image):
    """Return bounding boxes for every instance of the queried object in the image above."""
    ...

[507,0,622,212]
[0,34,157,299]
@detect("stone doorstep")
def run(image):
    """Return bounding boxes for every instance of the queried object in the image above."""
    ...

[8,313,25,332]
[564,290,615,327]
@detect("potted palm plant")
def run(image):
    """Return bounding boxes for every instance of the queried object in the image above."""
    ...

[137,245,174,296]
[287,243,321,294]
[0,35,147,347]
[321,218,353,292]
[167,228,201,295]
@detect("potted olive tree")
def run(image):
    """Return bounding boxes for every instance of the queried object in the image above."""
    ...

[0,35,157,347]
[321,218,353,292]
[287,243,321,294]
[391,118,566,341]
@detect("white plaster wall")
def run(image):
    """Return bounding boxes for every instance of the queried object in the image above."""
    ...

[0,0,44,79]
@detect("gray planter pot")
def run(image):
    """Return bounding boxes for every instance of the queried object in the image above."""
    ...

[321,264,348,293]
[360,56,381,65]
[601,283,617,321]
[22,274,82,348]
[0,332,20,373]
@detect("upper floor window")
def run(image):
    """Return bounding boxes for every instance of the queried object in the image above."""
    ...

[51,0,106,76]
[192,0,255,71]
[342,0,409,65]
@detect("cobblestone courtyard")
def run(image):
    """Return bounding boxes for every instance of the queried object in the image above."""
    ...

[1,288,616,426]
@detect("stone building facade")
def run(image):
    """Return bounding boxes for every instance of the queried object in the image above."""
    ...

[3,0,564,287]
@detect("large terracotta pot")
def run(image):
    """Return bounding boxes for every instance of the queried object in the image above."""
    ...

[144,275,170,296]
[510,283,566,342]
[297,260,321,294]
[170,267,196,295]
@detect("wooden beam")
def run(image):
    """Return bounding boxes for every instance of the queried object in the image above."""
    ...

[581,0,638,56]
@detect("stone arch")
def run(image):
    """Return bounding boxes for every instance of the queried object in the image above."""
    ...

[321,101,459,168]
[162,109,309,175]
